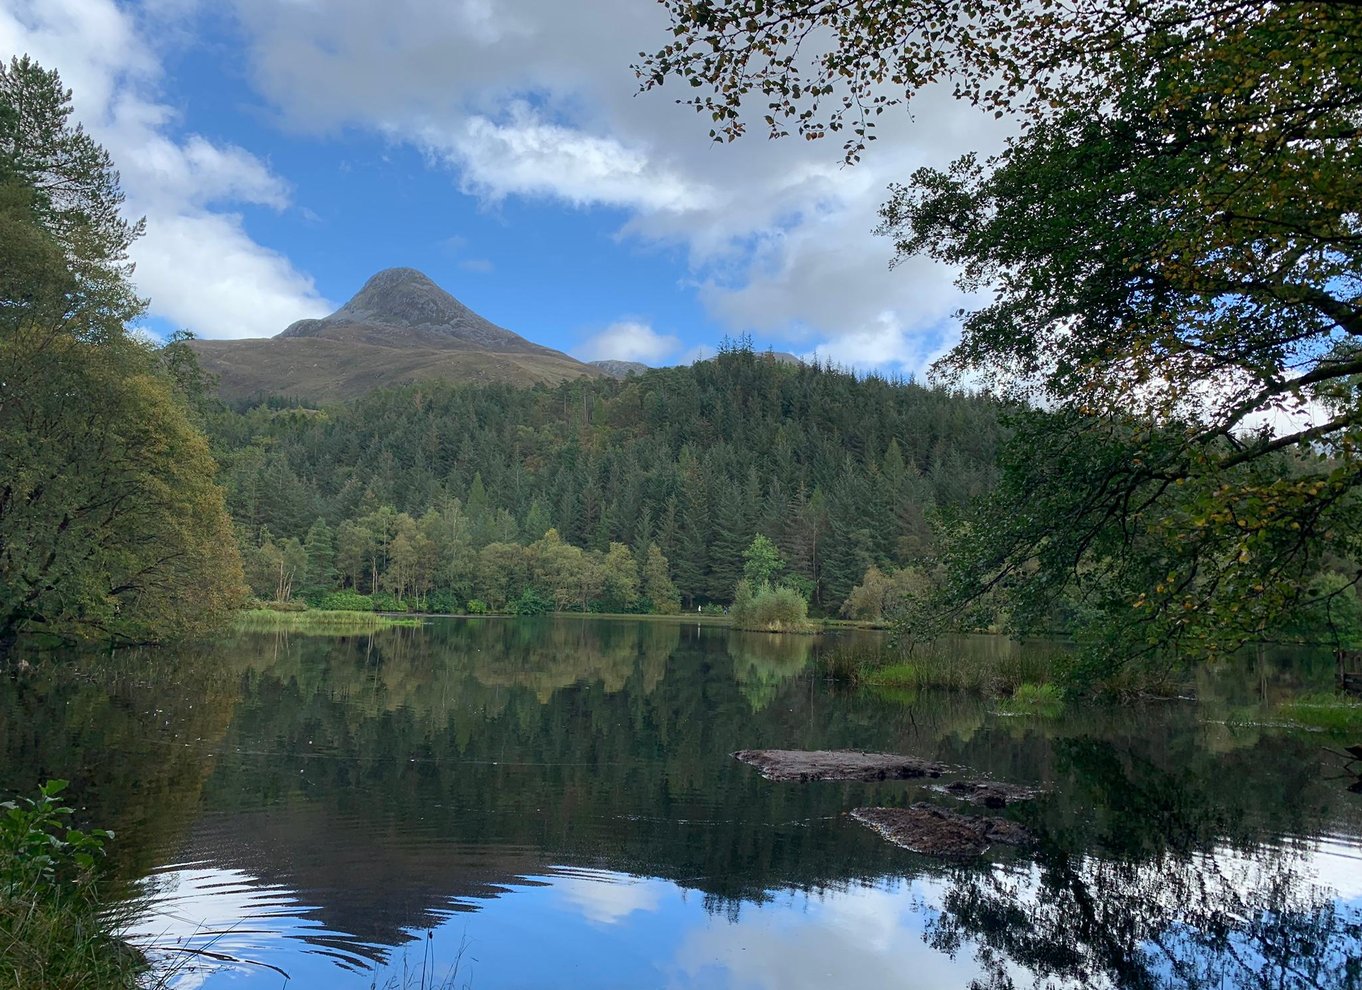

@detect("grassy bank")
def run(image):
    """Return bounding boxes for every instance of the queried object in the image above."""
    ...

[0,781,143,990]
[234,608,423,633]
[1276,692,1362,733]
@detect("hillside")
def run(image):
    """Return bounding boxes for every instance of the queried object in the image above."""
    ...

[209,348,1008,611]
[190,268,598,402]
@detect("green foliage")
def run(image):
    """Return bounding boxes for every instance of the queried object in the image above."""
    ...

[643,0,1362,670]
[997,682,1065,718]
[465,599,488,615]
[0,779,110,898]
[0,779,142,990]
[426,590,460,614]
[741,534,784,588]
[234,609,420,633]
[641,544,681,614]
[369,592,404,612]
[1276,693,1362,734]
[729,581,815,633]
[207,349,1002,614]
[0,57,244,656]
[841,564,931,622]
[888,8,1362,669]
[819,641,1084,697]
[510,587,552,616]
[316,590,376,612]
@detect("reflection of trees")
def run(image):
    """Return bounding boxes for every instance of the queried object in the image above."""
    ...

[0,648,242,881]
[730,631,813,711]
[465,618,678,701]
[8,621,1362,981]
[926,741,1362,990]
[933,842,1361,990]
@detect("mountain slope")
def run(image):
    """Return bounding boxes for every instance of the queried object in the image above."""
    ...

[191,268,598,402]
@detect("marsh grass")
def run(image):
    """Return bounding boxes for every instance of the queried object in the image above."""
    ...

[821,642,1065,697]
[0,893,146,990]
[0,780,145,990]
[233,609,422,634]
[996,682,1065,717]
[1276,692,1362,733]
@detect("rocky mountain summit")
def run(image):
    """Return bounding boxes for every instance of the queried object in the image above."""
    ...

[190,268,598,403]
[278,268,542,353]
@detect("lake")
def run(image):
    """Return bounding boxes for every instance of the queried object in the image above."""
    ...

[2,618,1359,989]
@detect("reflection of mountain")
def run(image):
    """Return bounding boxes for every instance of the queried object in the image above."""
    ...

[8,620,1362,983]
[167,807,550,962]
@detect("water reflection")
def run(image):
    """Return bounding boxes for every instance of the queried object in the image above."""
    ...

[2,620,1359,988]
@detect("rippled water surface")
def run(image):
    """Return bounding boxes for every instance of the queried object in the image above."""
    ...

[3,618,1360,989]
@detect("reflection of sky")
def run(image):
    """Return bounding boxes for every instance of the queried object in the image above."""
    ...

[128,864,995,989]
[124,831,1362,990]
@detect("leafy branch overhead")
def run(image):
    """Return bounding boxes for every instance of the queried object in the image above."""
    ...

[641,0,1362,665]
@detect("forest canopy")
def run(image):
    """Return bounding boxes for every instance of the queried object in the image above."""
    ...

[207,348,1007,616]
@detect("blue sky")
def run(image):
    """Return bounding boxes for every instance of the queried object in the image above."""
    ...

[1,0,1009,373]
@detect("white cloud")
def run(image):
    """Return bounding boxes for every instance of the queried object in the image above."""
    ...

[554,871,666,926]
[423,105,714,214]
[0,0,330,339]
[135,212,334,339]
[223,0,1011,375]
[577,321,680,364]
[7,0,1011,358]
[673,881,978,989]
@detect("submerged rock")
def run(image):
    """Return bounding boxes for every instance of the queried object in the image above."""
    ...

[933,779,1041,809]
[851,804,1034,857]
[733,749,946,782]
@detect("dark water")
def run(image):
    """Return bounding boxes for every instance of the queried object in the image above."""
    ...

[2,618,1360,989]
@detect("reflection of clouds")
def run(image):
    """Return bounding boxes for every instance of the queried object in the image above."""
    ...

[673,881,982,990]
[555,869,667,925]
[123,863,375,988]
[1211,835,1362,902]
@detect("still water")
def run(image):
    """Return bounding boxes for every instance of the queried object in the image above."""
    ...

[2,618,1360,989]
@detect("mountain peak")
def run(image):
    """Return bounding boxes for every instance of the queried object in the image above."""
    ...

[331,267,467,327]
[278,267,532,352]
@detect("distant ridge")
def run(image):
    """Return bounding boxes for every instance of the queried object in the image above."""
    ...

[190,268,598,403]
[589,360,649,379]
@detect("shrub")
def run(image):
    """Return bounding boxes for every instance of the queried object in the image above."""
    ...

[1,780,144,989]
[730,582,815,633]
[510,587,552,615]
[316,590,375,612]
[426,590,460,614]
[466,599,488,615]
[1,779,110,898]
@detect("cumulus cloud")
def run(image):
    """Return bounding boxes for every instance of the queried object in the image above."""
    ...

[223,0,1011,374]
[577,321,681,364]
[555,871,666,926]
[421,105,714,214]
[0,0,330,339]
[7,0,1010,358]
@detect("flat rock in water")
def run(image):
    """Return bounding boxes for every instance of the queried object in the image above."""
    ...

[851,804,1034,857]
[733,749,945,782]
[933,779,1040,809]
